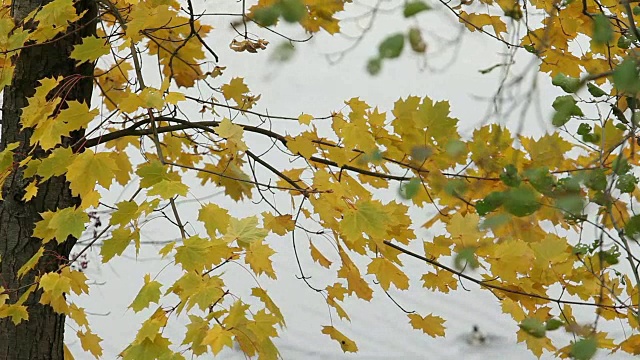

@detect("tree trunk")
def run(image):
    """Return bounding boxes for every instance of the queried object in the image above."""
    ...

[0,0,97,358]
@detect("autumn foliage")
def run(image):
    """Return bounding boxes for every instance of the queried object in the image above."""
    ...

[2,0,640,358]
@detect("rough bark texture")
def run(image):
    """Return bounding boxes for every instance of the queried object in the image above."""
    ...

[0,0,96,358]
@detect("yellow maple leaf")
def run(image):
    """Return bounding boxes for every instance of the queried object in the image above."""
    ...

[197,158,254,201]
[215,118,247,152]
[66,149,118,197]
[198,203,231,237]
[20,77,62,129]
[17,247,44,278]
[286,135,316,159]
[517,328,556,357]
[367,257,409,291]
[251,287,285,326]
[22,179,38,201]
[0,304,29,325]
[77,329,103,359]
[61,267,89,295]
[328,294,350,320]
[619,334,640,354]
[40,272,71,299]
[408,313,446,337]
[337,253,373,300]
[421,270,458,293]
[298,113,313,125]
[263,212,295,236]
[33,207,89,244]
[246,240,277,279]
[28,0,83,42]
[321,326,358,353]
[203,325,234,355]
[459,11,507,37]
[69,304,89,328]
[309,241,332,268]
[63,344,75,360]
[221,77,250,107]
[530,234,570,267]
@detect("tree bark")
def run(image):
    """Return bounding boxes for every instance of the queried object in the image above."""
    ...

[0,0,97,358]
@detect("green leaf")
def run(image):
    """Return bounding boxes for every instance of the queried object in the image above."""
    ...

[48,207,89,243]
[271,42,295,62]
[411,146,432,162]
[625,215,640,239]
[110,201,139,226]
[279,0,306,22]
[399,178,421,199]
[367,57,382,75]
[573,244,589,255]
[613,59,640,94]
[129,274,162,312]
[552,95,583,126]
[585,169,607,191]
[611,104,629,124]
[556,176,581,194]
[581,132,601,144]
[378,34,405,59]
[454,247,479,270]
[552,73,581,93]
[503,186,540,217]
[175,236,213,271]
[100,227,140,262]
[591,191,611,206]
[445,139,465,157]
[444,179,467,197]
[224,216,269,247]
[253,6,280,26]
[475,191,505,216]
[545,318,563,331]
[523,44,537,54]
[519,318,546,338]
[593,14,612,44]
[500,164,521,187]
[555,195,585,217]
[617,35,632,49]
[504,4,522,20]
[577,123,592,135]
[612,156,631,175]
[587,83,607,97]
[525,167,555,195]
[479,213,510,230]
[600,247,620,265]
[403,1,431,17]
[616,174,637,193]
[408,27,426,53]
[70,36,110,65]
[570,337,598,360]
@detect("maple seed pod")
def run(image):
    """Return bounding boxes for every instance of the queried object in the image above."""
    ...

[408,28,427,53]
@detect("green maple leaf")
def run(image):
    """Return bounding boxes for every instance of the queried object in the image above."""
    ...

[34,207,88,244]
[70,36,110,64]
[340,200,389,242]
[66,149,118,196]
[223,216,268,247]
[174,236,212,272]
[129,274,162,312]
[100,227,140,262]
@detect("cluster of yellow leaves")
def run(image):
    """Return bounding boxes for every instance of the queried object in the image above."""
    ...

[5,0,640,358]
[249,0,348,34]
